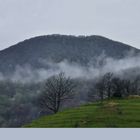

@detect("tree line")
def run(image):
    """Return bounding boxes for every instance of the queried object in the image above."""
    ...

[88,72,140,102]
[0,71,140,127]
[38,72,140,114]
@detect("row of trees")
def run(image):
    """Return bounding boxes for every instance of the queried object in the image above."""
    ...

[88,73,140,102]
[38,72,140,114]
[0,72,140,126]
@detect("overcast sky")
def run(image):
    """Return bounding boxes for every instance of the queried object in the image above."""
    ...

[0,0,140,50]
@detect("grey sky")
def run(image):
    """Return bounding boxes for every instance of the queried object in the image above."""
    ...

[0,0,140,50]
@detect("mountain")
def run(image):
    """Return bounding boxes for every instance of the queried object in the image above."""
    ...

[0,34,139,75]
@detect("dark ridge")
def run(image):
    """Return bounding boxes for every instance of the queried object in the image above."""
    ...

[0,34,139,74]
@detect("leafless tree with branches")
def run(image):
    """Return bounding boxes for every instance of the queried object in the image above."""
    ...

[39,73,76,114]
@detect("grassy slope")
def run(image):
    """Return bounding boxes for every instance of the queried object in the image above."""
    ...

[25,98,140,128]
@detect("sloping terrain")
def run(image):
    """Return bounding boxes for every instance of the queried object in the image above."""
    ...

[25,97,140,128]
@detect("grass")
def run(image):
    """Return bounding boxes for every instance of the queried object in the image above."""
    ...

[24,97,140,128]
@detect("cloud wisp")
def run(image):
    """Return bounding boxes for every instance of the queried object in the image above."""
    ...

[1,53,140,83]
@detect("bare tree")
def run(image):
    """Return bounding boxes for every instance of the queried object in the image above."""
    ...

[95,77,106,103]
[96,73,131,99]
[131,76,140,95]
[88,73,113,102]
[39,73,76,114]
[103,73,114,99]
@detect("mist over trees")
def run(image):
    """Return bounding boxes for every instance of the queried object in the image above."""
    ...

[0,35,140,127]
[0,55,140,127]
[0,67,140,127]
[0,81,42,127]
[0,35,139,76]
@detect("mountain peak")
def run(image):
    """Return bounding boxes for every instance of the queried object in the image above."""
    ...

[0,35,139,75]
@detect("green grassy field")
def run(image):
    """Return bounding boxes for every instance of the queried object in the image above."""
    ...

[25,97,140,128]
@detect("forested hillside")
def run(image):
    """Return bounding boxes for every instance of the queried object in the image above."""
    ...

[0,35,139,75]
[0,35,140,127]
